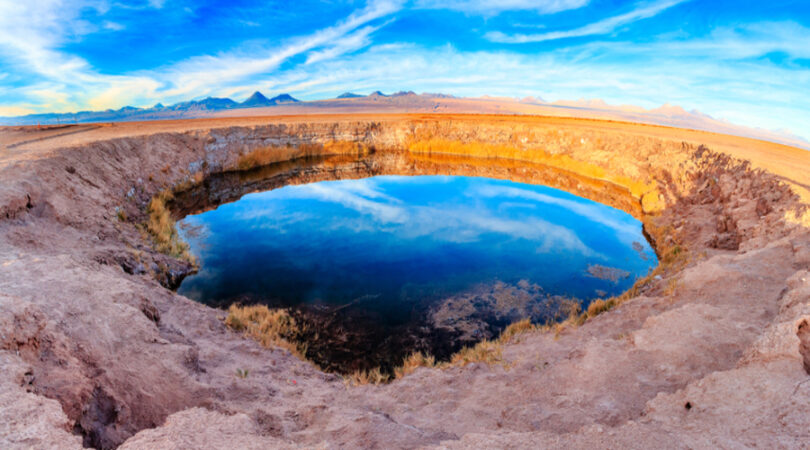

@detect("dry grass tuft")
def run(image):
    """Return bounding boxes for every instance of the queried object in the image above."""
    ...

[498,318,536,343]
[585,298,614,318]
[145,190,193,261]
[348,319,543,385]
[566,220,690,327]
[394,351,436,379]
[449,339,503,367]
[344,367,391,386]
[224,304,307,360]
[663,276,681,296]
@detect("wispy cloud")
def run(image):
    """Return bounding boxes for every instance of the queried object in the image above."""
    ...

[0,105,36,116]
[305,22,388,65]
[0,0,404,110]
[415,0,589,14]
[0,0,807,143]
[248,25,810,140]
[486,0,689,43]
[155,0,404,99]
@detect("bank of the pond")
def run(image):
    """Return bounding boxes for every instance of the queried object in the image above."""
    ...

[173,164,657,374]
[2,115,807,449]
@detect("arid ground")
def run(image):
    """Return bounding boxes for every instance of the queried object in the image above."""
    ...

[2,112,810,449]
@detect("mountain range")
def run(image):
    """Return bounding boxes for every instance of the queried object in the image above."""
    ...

[1,91,807,150]
[0,90,450,126]
[0,91,301,125]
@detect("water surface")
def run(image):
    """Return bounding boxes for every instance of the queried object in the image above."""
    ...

[178,175,657,371]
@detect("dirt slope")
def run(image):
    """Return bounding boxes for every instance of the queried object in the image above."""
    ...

[1,115,809,449]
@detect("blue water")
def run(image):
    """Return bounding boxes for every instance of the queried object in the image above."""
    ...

[178,175,657,322]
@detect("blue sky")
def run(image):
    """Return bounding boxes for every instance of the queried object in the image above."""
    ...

[0,0,808,139]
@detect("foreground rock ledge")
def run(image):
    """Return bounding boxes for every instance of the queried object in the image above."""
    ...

[1,115,809,449]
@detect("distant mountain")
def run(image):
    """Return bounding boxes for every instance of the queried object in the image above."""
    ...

[269,93,299,104]
[241,91,299,107]
[2,91,806,150]
[241,91,270,107]
[170,97,238,111]
[422,93,455,99]
[0,91,301,125]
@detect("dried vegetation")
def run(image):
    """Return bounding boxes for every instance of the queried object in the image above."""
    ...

[143,190,193,262]
[224,304,308,360]
[407,136,660,208]
[235,141,371,171]
[344,318,541,386]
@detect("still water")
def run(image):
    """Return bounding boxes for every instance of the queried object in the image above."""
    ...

[177,175,657,371]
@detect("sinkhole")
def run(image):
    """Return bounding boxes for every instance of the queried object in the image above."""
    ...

[171,154,658,374]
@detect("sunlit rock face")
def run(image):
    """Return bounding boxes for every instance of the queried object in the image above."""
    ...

[177,169,656,373]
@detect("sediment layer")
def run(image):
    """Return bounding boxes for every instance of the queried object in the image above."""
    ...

[1,115,809,449]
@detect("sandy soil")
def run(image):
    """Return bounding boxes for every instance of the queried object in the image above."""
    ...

[1,114,809,449]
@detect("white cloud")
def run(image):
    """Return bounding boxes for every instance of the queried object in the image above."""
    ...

[0,0,807,143]
[0,105,36,116]
[0,0,94,79]
[0,0,166,111]
[0,0,404,111]
[610,21,810,60]
[245,26,810,140]
[306,23,384,65]
[486,0,689,43]
[103,21,125,31]
[155,0,404,99]
[415,0,589,14]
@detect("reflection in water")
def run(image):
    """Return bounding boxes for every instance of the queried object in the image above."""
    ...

[178,175,657,372]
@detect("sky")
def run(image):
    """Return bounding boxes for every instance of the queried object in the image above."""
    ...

[0,0,808,140]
